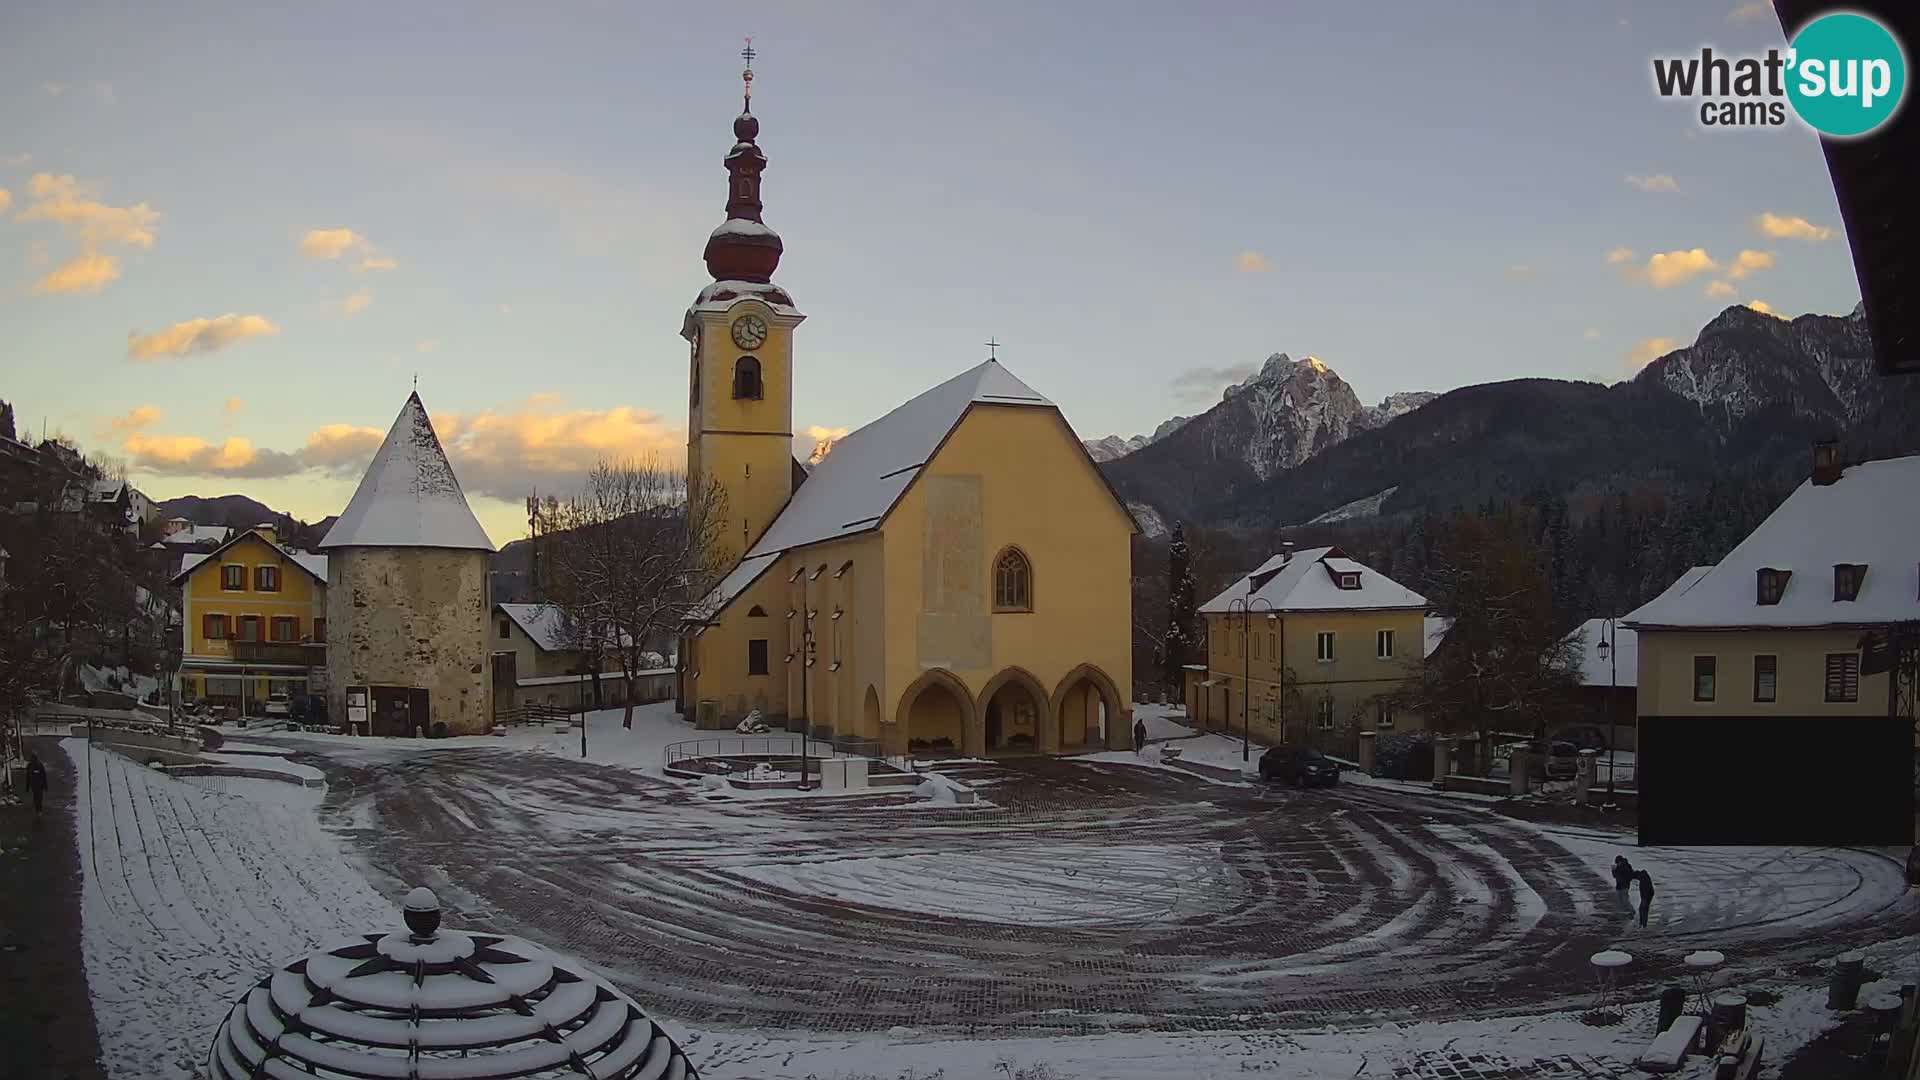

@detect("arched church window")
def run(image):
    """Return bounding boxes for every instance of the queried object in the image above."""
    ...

[993,547,1032,612]
[733,356,763,400]
[747,605,767,617]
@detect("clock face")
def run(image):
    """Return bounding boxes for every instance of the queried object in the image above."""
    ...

[731,314,769,351]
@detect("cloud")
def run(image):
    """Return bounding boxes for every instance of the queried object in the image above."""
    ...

[1625,174,1680,192]
[40,82,65,97]
[342,289,373,315]
[1630,248,1717,287]
[1752,212,1832,241]
[357,254,397,272]
[32,253,120,294]
[798,424,849,464]
[16,173,159,250]
[121,433,305,478]
[1583,327,1601,342]
[1503,264,1538,281]
[432,397,685,499]
[416,339,440,353]
[0,189,9,214]
[1725,249,1775,279]
[1705,280,1737,298]
[298,424,386,472]
[1627,337,1677,369]
[128,314,281,359]
[299,227,367,260]
[108,404,163,434]
[93,82,116,106]
[223,397,245,416]
[1170,363,1259,404]
[1728,1,1773,22]
[1745,300,1783,317]
[1235,251,1273,273]
[2,152,31,166]
[1605,247,1635,265]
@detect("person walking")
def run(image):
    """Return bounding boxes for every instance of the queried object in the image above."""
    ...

[1633,869,1655,928]
[1132,717,1147,756]
[1612,855,1636,893]
[24,751,48,816]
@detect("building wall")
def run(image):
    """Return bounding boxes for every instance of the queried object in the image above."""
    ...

[1636,628,1887,717]
[327,546,491,735]
[686,299,801,556]
[1201,607,1427,755]
[881,404,1134,754]
[180,534,328,661]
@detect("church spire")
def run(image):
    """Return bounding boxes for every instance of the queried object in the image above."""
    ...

[703,37,784,284]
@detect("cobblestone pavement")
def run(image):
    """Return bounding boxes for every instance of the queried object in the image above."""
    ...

[299,745,1919,1040]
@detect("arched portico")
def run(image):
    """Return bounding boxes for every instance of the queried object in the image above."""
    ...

[1052,663,1126,752]
[976,667,1052,755]
[893,668,977,757]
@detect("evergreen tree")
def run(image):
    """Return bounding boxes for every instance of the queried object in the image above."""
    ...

[1162,523,1199,689]
[0,399,13,442]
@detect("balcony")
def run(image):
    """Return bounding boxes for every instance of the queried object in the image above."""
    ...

[230,641,325,665]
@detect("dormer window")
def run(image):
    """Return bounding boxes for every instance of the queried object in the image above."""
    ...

[732,356,763,400]
[1756,568,1791,605]
[1833,563,1867,602]
[1338,574,1359,590]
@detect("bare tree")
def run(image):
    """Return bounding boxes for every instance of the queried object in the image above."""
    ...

[538,457,730,728]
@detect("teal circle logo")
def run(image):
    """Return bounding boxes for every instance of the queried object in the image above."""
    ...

[1786,12,1907,137]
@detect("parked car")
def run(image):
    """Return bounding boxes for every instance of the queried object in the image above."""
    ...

[1525,739,1580,780]
[263,693,292,719]
[1258,744,1341,787]
[1553,724,1611,752]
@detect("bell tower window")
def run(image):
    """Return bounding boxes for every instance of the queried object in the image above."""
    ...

[733,356,763,400]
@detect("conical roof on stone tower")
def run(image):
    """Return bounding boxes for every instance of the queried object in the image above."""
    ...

[318,392,495,552]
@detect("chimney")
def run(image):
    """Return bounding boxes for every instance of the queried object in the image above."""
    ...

[1281,540,1296,562]
[254,521,279,545]
[1811,439,1843,486]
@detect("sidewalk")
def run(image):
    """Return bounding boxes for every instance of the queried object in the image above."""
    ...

[0,735,107,1079]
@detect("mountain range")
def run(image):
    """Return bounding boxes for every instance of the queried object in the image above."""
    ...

[1104,302,1912,538]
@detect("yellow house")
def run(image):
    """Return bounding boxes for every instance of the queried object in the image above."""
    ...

[677,88,1136,756]
[172,524,329,714]
[1625,451,1918,732]
[1191,546,1428,757]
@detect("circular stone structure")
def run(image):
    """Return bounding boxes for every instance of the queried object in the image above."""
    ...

[206,888,699,1079]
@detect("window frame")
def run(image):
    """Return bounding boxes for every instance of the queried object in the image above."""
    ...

[221,563,247,591]
[1752,654,1777,703]
[1755,567,1790,605]
[270,616,300,643]
[992,546,1034,613]
[314,617,327,643]
[203,613,229,640]
[498,619,512,640]
[237,615,263,643]
[747,638,770,676]
[1376,628,1395,659]
[1315,697,1335,729]
[1824,651,1860,703]
[254,564,281,592]
[1833,563,1867,602]
[1692,655,1716,702]
[1374,699,1395,728]
[1315,631,1336,663]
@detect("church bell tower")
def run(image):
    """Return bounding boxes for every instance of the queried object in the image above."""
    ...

[683,39,805,557]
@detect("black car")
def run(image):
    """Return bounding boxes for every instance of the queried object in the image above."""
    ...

[1258,745,1341,787]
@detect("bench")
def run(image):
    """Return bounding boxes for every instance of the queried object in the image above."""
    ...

[1638,1014,1704,1073]
[1712,1029,1764,1080]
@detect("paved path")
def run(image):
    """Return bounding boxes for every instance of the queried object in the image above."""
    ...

[296,742,1920,1039]
[0,737,107,1080]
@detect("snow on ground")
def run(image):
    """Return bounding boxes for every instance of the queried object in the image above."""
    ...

[1133,701,1193,741]
[197,751,325,783]
[62,739,397,1079]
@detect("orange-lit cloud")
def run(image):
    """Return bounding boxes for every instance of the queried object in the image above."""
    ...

[1604,247,1635,265]
[121,433,305,478]
[17,172,158,249]
[223,398,245,416]
[1627,337,1677,369]
[1725,249,1775,280]
[799,424,849,464]
[299,227,367,259]
[33,253,120,294]
[107,404,164,434]
[1745,300,1784,318]
[128,314,280,359]
[1235,251,1273,273]
[1705,280,1736,298]
[0,189,10,214]
[342,289,373,315]
[1621,248,1717,287]
[1624,174,1679,192]
[1752,212,1832,242]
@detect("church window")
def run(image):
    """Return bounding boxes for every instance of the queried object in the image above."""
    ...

[747,605,767,617]
[747,638,769,676]
[993,547,1033,612]
[733,356,763,400]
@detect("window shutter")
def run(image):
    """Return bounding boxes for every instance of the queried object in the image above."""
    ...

[1825,653,1860,703]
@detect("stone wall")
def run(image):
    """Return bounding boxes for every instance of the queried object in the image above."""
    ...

[326,546,491,735]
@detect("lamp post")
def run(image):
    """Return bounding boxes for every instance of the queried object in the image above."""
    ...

[577,667,588,759]
[1227,596,1276,762]
[798,607,815,791]
[1595,617,1618,805]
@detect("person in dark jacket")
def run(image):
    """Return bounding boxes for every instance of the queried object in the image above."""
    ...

[1612,855,1636,893]
[1633,869,1655,928]
[1132,717,1148,755]
[24,752,49,815]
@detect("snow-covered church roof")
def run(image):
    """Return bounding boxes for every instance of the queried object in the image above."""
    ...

[319,392,495,552]
[1625,454,1920,629]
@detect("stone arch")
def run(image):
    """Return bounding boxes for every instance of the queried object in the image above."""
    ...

[1052,663,1126,752]
[893,668,977,757]
[976,666,1052,754]
[861,684,882,743]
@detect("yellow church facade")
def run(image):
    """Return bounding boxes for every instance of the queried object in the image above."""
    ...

[677,77,1135,756]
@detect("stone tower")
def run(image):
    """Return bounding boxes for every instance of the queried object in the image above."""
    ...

[319,392,496,737]
[682,45,806,559]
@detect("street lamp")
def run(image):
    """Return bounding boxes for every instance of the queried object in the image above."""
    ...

[1595,617,1618,805]
[1227,596,1277,762]
[798,608,816,791]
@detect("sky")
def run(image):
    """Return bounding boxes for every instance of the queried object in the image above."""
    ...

[0,1,1869,546]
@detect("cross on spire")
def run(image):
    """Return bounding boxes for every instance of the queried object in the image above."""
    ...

[985,337,1001,361]
[741,36,756,111]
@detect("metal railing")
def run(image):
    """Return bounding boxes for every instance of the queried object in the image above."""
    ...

[494,702,570,727]
[662,733,914,774]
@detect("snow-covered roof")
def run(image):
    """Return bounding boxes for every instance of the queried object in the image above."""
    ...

[174,530,329,586]
[319,392,495,552]
[88,478,124,500]
[689,278,800,317]
[744,360,1054,559]
[1200,547,1427,614]
[494,603,633,653]
[1424,616,1453,658]
[1564,618,1638,688]
[709,218,780,242]
[692,551,780,622]
[1625,455,1920,629]
[160,525,233,547]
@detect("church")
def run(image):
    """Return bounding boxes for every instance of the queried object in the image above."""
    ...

[677,59,1136,756]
